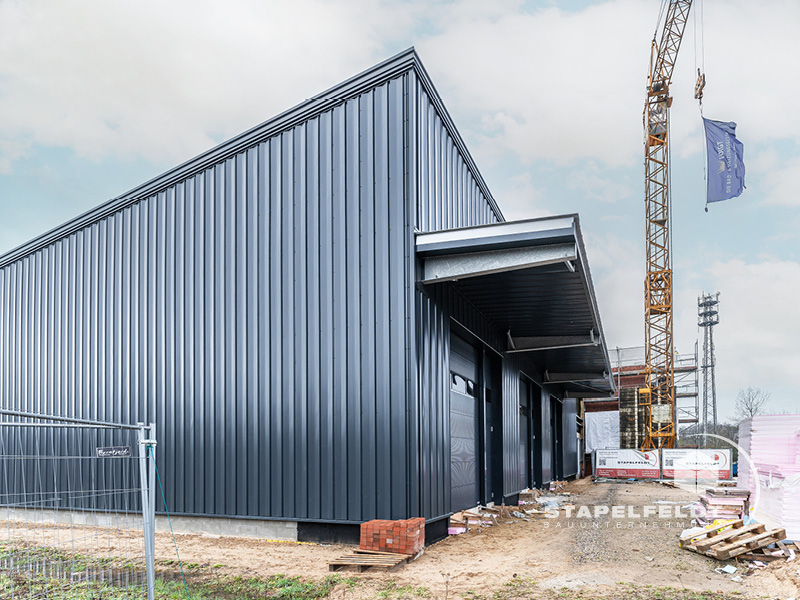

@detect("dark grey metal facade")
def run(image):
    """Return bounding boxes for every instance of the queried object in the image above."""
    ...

[562,398,579,478]
[0,48,604,527]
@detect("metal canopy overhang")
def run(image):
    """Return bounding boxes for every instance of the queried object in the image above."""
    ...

[416,215,615,397]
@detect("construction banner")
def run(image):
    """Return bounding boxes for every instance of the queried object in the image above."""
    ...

[703,118,745,203]
[594,449,660,479]
[662,448,732,480]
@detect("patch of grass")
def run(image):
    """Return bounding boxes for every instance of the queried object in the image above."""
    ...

[492,575,538,600]
[377,579,431,599]
[176,572,361,599]
[1,553,361,600]
[533,584,763,600]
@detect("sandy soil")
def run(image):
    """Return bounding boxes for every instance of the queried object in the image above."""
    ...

[4,479,799,599]
[158,478,800,598]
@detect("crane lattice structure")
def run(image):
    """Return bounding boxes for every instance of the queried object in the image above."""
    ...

[698,291,720,437]
[640,0,693,450]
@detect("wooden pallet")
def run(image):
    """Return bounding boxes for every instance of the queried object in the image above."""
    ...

[680,519,787,559]
[737,541,799,562]
[329,549,413,572]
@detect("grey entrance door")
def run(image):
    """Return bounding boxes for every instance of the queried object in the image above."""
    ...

[450,384,478,511]
[450,332,480,512]
[519,379,531,490]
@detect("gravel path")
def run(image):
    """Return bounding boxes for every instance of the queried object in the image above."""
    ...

[571,482,618,563]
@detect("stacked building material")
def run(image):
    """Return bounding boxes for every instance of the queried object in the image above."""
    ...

[680,519,787,560]
[694,488,749,524]
[618,388,646,449]
[360,518,425,555]
[737,415,800,540]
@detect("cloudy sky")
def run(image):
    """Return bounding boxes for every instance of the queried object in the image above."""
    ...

[1,0,797,418]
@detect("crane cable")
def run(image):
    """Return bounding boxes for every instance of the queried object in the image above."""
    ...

[694,0,706,113]
[654,0,669,43]
[693,0,709,211]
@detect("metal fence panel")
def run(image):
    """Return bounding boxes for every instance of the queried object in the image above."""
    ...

[0,413,155,599]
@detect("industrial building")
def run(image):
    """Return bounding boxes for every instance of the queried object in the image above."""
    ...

[0,49,614,541]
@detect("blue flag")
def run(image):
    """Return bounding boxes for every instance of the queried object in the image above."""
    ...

[703,118,745,203]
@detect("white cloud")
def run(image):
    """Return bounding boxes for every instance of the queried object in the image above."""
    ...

[419,0,652,169]
[0,0,412,168]
[704,259,800,387]
[760,156,800,207]
[566,162,634,204]
[672,257,800,419]
[492,171,553,221]
[583,232,644,348]
[2,0,798,176]
[418,0,800,173]
[0,139,29,174]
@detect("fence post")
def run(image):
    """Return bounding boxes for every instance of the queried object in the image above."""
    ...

[148,422,157,598]
[138,423,156,600]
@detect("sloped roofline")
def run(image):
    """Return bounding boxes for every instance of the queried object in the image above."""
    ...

[1,47,504,267]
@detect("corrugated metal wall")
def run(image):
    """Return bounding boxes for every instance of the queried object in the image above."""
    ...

[0,74,414,523]
[411,72,508,518]
[563,398,579,478]
[410,72,580,506]
[416,279,564,516]
[538,390,554,484]
[412,73,501,233]
[1,52,582,526]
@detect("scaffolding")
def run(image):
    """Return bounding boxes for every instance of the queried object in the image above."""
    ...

[610,345,698,448]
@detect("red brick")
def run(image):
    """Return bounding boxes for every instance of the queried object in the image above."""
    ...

[359,518,425,555]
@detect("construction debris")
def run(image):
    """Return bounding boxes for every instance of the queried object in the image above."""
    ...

[693,488,750,524]
[448,488,573,535]
[680,518,787,560]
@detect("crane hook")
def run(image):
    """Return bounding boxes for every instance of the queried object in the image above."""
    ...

[694,68,706,102]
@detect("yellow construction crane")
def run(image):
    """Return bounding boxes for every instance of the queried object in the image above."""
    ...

[640,0,694,450]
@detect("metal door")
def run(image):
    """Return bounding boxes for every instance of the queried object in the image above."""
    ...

[450,383,478,511]
[450,333,480,511]
[519,379,531,490]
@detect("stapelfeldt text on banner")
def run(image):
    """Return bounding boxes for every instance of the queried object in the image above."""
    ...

[703,118,745,203]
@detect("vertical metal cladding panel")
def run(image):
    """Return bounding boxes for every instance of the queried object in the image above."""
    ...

[562,398,579,478]
[501,357,522,497]
[413,76,501,233]
[412,68,507,519]
[538,388,554,485]
[0,73,415,523]
[416,279,535,517]
[417,276,559,515]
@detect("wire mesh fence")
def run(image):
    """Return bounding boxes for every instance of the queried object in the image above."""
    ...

[0,411,155,599]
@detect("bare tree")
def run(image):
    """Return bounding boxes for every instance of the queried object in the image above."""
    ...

[735,386,771,421]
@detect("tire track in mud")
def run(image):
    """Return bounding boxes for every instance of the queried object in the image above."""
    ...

[570,483,618,563]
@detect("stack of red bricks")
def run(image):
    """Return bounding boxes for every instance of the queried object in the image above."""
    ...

[359,517,425,555]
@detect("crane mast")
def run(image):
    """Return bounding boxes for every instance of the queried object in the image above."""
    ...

[641,0,692,449]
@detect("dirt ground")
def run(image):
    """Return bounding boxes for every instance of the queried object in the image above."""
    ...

[4,478,799,598]
[159,478,800,598]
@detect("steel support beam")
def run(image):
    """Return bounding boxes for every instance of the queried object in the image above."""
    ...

[420,243,576,284]
[507,331,598,353]
[545,372,608,384]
